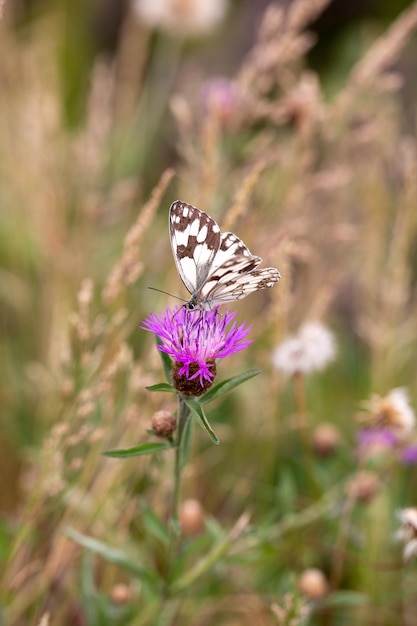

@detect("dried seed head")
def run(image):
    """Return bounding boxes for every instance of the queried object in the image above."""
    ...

[134,0,228,37]
[396,507,417,561]
[272,321,336,376]
[362,389,415,439]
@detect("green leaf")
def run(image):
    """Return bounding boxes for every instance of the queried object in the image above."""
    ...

[146,382,175,393]
[320,591,370,609]
[66,528,161,589]
[155,335,172,381]
[139,499,170,547]
[200,369,262,405]
[103,442,173,458]
[180,415,194,468]
[184,398,219,445]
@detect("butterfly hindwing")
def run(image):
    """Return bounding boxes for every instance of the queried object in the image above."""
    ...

[211,232,261,272]
[169,200,280,309]
[201,257,280,304]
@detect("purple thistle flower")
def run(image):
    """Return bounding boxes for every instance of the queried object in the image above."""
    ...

[141,307,252,395]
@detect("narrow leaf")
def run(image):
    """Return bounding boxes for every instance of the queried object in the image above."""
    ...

[184,399,219,445]
[200,369,262,405]
[320,591,370,608]
[146,382,175,393]
[180,414,194,468]
[66,528,161,589]
[139,499,170,547]
[155,335,172,381]
[103,442,173,458]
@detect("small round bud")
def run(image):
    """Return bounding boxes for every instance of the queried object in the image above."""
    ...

[312,423,341,456]
[110,583,130,605]
[346,470,379,503]
[179,499,204,536]
[298,568,328,599]
[151,411,177,437]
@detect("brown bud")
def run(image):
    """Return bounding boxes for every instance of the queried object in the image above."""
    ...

[110,583,130,605]
[151,411,177,437]
[312,423,341,456]
[179,499,204,536]
[346,470,379,503]
[298,568,328,599]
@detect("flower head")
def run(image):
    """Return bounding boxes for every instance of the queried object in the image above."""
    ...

[133,0,228,38]
[357,427,398,459]
[201,77,240,126]
[396,508,417,561]
[360,388,415,439]
[400,444,417,465]
[271,321,336,376]
[141,307,251,395]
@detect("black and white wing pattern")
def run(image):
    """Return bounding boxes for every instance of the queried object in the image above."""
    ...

[169,200,280,310]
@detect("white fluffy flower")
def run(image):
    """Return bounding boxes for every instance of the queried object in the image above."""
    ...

[396,508,417,561]
[272,321,336,376]
[133,0,228,37]
[364,388,415,439]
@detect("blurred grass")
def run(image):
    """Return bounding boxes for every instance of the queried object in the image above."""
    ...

[1,0,417,625]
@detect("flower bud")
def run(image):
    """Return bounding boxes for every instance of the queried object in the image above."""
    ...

[179,499,204,536]
[151,411,177,437]
[312,423,341,456]
[298,568,328,599]
[110,583,131,604]
[346,470,379,503]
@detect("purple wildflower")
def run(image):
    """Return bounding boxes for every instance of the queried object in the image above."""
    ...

[201,77,240,126]
[357,427,398,458]
[141,307,252,394]
[400,445,417,465]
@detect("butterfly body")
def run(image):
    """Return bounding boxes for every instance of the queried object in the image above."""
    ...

[169,200,280,310]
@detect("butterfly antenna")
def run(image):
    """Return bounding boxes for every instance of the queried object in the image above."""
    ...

[147,286,188,303]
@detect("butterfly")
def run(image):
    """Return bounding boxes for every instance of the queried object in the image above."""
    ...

[169,200,280,311]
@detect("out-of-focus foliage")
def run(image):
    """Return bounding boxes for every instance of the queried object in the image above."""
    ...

[1,0,417,624]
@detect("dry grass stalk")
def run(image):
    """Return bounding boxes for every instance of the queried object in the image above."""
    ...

[238,0,332,109]
[334,0,417,117]
[103,167,175,303]
[114,6,151,124]
[222,160,266,231]
[352,0,417,89]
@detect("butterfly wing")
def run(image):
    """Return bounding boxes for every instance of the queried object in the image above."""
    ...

[170,200,280,309]
[199,256,280,306]
[211,232,262,272]
[169,201,221,295]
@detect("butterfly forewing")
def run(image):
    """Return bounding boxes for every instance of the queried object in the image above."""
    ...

[169,201,221,294]
[169,200,280,310]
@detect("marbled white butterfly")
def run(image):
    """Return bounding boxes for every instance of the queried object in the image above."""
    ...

[169,200,280,311]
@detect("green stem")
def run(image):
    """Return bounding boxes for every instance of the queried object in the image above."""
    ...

[171,513,250,595]
[168,395,191,576]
